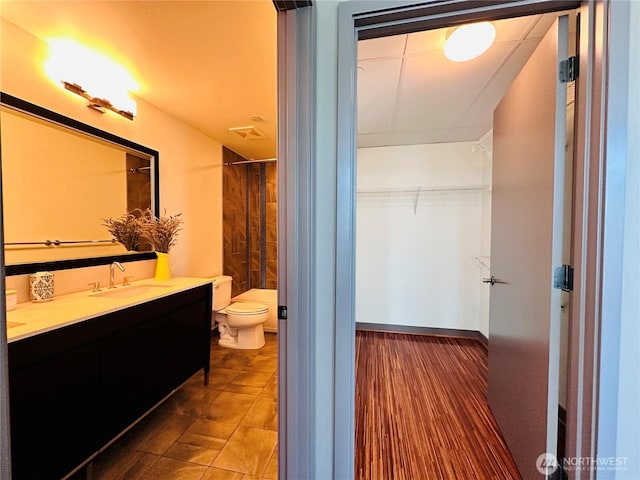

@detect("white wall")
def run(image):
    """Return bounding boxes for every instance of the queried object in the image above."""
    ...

[356,142,491,336]
[0,19,223,280]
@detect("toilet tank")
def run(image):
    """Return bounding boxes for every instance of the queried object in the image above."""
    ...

[212,275,232,311]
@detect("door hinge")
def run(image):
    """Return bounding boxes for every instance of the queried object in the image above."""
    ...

[554,265,574,292]
[559,56,578,83]
[278,305,288,320]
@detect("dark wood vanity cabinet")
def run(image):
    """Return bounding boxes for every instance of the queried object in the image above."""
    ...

[8,284,212,480]
[9,318,102,480]
[100,286,211,442]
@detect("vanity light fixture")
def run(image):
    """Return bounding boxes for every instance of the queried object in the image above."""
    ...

[444,22,496,62]
[45,39,138,121]
[62,81,136,120]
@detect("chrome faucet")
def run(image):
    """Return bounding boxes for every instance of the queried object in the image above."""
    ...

[110,261,125,288]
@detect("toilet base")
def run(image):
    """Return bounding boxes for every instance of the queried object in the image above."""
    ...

[217,324,265,350]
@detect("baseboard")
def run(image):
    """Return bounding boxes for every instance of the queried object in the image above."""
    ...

[356,322,488,347]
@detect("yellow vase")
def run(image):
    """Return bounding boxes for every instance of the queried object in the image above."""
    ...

[155,252,172,281]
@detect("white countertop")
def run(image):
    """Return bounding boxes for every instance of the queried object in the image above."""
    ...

[6,277,213,343]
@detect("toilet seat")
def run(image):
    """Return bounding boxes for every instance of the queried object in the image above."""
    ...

[225,302,269,315]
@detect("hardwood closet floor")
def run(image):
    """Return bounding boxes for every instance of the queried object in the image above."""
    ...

[355,331,522,480]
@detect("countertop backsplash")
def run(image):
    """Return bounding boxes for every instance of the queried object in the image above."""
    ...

[5,259,156,304]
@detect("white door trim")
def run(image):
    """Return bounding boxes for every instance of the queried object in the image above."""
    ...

[277,6,315,480]
[596,0,636,471]
[566,2,613,477]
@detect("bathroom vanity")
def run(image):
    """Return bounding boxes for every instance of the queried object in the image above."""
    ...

[6,278,212,480]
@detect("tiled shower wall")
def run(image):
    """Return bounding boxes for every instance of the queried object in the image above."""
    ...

[222,147,277,297]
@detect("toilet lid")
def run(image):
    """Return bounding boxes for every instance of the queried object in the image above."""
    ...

[226,302,269,315]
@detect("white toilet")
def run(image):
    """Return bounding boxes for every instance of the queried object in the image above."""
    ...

[212,275,269,349]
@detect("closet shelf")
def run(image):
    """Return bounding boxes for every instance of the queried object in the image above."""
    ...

[357,185,491,215]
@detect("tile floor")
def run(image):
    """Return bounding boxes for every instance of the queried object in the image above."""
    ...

[88,333,278,480]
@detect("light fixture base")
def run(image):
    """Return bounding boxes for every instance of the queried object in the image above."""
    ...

[62,81,135,121]
[87,100,107,114]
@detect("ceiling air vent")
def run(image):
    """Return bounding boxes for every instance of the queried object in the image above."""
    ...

[228,125,267,140]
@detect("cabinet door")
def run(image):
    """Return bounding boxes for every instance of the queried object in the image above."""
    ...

[9,324,101,480]
[100,287,211,443]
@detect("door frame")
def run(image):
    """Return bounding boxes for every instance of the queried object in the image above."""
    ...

[335,1,607,479]
[275,4,315,480]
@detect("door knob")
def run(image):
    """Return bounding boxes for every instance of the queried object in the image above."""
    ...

[482,275,506,286]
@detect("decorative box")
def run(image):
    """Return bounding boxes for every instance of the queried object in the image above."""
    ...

[30,271,55,302]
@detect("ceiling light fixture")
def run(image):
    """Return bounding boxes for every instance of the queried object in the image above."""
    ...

[444,22,496,62]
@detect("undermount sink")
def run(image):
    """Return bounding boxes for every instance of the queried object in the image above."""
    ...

[90,284,173,299]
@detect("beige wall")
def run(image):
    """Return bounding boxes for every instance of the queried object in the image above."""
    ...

[1,18,223,278]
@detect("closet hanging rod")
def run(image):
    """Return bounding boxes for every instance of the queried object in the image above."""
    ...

[5,239,118,247]
[224,157,277,166]
[357,185,490,195]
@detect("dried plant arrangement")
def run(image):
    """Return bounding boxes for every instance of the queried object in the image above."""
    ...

[102,210,143,251]
[138,208,183,253]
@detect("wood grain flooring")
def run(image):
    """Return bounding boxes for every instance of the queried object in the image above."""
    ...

[355,331,522,480]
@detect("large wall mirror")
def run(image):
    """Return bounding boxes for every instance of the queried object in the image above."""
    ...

[0,92,159,275]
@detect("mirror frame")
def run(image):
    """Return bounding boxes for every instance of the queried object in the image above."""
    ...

[1,92,160,276]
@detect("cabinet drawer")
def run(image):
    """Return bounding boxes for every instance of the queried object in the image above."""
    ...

[8,316,101,371]
[99,286,209,337]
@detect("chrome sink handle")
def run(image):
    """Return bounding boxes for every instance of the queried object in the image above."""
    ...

[88,281,101,292]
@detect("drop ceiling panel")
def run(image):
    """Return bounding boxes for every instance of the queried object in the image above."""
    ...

[358,34,407,60]
[357,133,391,148]
[393,42,516,132]
[355,11,570,148]
[404,28,447,55]
[357,58,403,133]
[492,15,540,42]
[527,12,564,38]
[454,39,539,130]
